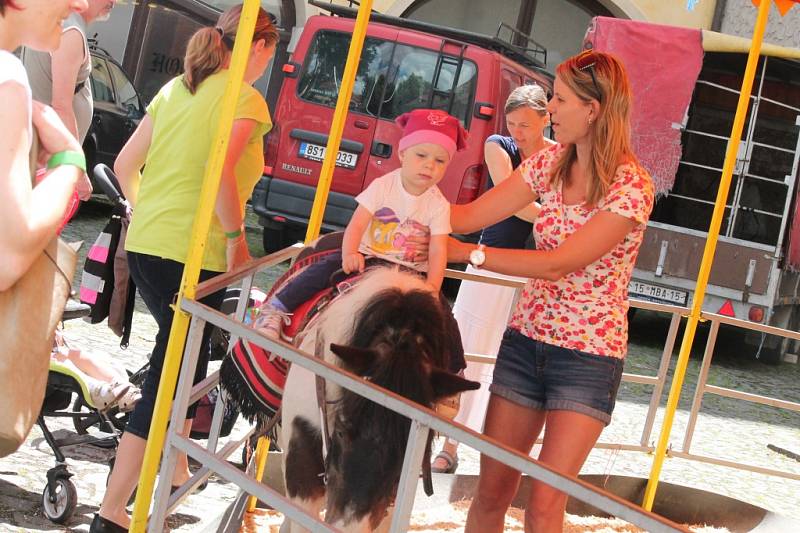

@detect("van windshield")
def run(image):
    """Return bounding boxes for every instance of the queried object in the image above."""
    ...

[297,30,477,125]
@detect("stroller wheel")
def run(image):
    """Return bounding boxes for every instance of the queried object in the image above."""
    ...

[41,477,77,524]
[72,396,116,434]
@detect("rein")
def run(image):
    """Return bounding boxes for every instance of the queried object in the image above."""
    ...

[314,329,333,473]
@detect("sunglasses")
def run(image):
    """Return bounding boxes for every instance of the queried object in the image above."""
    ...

[575,51,602,101]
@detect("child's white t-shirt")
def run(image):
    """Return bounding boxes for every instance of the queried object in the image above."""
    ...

[355,169,451,271]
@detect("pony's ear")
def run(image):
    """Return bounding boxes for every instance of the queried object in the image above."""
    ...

[329,343,374,375]
[429,369,481,400]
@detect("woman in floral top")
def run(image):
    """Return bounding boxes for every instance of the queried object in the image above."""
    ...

[448,50,654,532]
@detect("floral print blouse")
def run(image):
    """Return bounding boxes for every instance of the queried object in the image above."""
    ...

[508,144,654,358]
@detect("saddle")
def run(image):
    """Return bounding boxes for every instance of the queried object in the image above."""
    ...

[220,233,349,428]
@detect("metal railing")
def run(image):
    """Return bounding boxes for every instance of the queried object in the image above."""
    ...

[451,266,800,482]
[146,252,687,532]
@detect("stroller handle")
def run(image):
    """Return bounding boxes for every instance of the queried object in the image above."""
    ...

[92,164,126,204]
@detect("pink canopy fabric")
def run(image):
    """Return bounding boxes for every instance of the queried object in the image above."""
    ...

[585,17,704,194]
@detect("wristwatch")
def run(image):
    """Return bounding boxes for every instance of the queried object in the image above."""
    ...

[469,244,486,268]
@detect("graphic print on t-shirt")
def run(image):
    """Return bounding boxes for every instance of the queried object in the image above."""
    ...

[367,207,429,263]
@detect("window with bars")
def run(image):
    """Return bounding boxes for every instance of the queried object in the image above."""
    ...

[650,53,800,249]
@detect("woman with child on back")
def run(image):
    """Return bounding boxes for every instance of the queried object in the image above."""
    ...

[256,108,468,374]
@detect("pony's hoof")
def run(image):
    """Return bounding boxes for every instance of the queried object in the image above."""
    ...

[431,450,458,474]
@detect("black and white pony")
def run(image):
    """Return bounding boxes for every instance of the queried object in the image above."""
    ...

[279,267,478,532]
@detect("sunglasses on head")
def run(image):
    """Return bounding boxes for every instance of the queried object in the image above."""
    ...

[575,50,602,101]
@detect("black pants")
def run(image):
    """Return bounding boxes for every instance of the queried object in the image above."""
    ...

[125,252,226,439]
[274,250,343,311]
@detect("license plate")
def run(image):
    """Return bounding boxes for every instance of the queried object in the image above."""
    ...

[299,142,358,169]
[629,280,688,305]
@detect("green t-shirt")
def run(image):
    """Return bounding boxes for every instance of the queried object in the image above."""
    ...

[125,70,271,272]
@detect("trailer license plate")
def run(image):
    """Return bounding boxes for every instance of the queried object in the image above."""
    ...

[299,142,358,169]
[629,281,688,305]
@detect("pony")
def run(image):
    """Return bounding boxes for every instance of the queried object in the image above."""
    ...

[279,267,479,532]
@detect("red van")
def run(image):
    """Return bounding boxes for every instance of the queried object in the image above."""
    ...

[253,1,553,251]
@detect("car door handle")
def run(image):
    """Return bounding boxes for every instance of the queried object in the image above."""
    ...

[371,141,392,158]
[354,119,370,129]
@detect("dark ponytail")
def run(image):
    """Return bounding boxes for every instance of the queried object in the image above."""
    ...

[182,4,279,94]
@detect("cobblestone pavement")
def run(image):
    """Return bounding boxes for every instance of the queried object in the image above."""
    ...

[0,204,798,532]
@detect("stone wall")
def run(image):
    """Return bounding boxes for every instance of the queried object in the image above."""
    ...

[720,0,800,48]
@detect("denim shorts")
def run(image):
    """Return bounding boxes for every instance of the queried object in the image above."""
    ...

[490,328,624,425]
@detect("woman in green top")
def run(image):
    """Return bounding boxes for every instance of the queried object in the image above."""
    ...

[93,5,278,531]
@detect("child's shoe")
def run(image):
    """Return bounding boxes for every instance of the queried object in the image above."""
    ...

[116,385,142,412]
[254,303,291,341]
[88,381,131,410]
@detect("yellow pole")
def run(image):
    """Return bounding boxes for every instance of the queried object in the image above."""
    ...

[247,0,377,506]
[303,0,374,244]
[128,2,260,530]
[642,0,772,510]
[246,437,271,512]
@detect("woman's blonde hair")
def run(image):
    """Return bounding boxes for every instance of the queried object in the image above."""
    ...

[183,4,279,94]
[550,50,638,206]
[505,84,548,117]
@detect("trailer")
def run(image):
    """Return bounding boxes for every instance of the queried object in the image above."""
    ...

[588,17,800,361]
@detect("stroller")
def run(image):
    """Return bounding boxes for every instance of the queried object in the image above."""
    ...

[37,165,242,524]
[36,165,145,524]
[37,326,148,524]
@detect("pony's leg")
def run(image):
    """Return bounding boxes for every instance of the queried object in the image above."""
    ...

[282,416,326,532]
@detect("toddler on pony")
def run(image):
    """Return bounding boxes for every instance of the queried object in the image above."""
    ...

[258,108,468,377]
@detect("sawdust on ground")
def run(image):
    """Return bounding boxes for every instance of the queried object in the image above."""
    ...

[238,500,731,533]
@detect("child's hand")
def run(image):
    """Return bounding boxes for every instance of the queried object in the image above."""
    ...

[342,252,365,274]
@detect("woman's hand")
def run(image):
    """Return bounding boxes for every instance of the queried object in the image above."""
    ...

[342,252,365,274]
[401,228,431,263]
[226,236,252,272]
[446,236,474,264]
[74,173,93,201]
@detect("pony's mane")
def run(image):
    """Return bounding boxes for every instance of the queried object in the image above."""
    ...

[315,266,432,354]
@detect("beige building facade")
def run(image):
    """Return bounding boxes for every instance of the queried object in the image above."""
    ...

[296,0,716,73]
